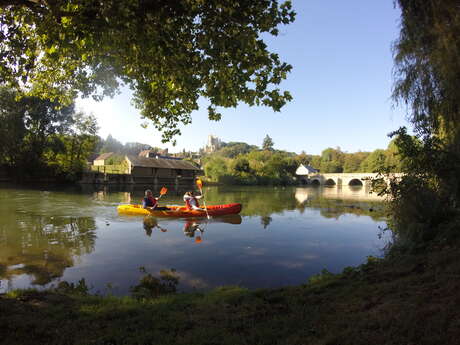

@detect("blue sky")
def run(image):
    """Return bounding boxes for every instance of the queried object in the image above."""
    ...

[76,0,409,155]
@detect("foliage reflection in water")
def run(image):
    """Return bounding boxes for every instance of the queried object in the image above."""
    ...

[0,185,389,295]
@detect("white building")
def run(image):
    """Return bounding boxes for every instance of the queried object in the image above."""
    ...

[295,164,319,175]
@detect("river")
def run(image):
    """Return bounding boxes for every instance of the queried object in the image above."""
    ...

[0,184,390,295]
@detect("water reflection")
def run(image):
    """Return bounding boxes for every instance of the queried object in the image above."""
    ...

[0,185,388,294]
[0,214,96,286]
[260,216,273,229]
[295,185,383,203]
[143,217,168,236]
[201,185,385,221]
[142,215,243,243]
[83,185,384,221]
[183,221,204,243]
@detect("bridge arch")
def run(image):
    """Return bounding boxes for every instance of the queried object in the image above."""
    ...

[324,178,336,186]
[348,179,363,186]
[310,179,320,186]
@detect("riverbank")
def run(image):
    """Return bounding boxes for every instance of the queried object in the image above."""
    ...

[1,239,459,345]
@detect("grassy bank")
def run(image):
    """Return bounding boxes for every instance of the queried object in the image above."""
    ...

[1,242,460,345]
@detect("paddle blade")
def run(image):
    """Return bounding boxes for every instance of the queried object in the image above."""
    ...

[160,187,168,195]
[196,179,203,190]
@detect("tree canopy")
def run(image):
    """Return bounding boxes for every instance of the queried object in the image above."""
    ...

[218,142,258,158]
[393,0,460,143]
[0,0,295,142]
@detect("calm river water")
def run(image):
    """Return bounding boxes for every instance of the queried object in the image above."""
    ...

[0,184,390,295]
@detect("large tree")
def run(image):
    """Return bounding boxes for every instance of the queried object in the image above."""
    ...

[393,0,460,191]
[393,0,460,143]
[388,0,460,242]
[0,87,26,166]
[0,86,75,169]
[0,0,295,142]
[0,86,98,178]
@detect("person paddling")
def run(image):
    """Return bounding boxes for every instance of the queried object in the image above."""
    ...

[183,191,204,210]
[142,189,169,211]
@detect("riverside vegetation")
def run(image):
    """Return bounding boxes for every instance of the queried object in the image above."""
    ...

[202,135,403,185]
[0,86,402,183]
[1,0,460,344]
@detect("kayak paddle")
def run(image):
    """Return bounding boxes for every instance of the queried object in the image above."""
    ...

[196,179,211,219]
[159,186,168,198]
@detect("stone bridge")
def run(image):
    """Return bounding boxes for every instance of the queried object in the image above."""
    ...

[298,173,402,186]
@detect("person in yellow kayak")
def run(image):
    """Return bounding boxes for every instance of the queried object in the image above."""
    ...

[183,191,204,210]
[142,189,169,211]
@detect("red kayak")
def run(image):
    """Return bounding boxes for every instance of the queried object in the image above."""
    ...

[117,203,242,218]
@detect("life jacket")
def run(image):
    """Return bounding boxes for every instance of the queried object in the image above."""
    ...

[143,196,157,208]
[185,196,199,210]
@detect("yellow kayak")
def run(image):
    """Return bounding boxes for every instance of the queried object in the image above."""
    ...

[117,203,242,218]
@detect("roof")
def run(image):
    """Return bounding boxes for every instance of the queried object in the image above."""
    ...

[126,155,201,171]
[94,152,114,161]
[295,164,319,175]
[139,149,156,157]
[139,149,169,157]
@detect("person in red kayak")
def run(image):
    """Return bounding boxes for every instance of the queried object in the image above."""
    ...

[142,189,169,211]
[183,191,204,210]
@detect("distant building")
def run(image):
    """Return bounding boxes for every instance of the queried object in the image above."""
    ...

[125,155,202,184]
[85,153,202,185]
[295,164,319,185]
[204,135,221,153]
[295,164,319,175]
[93,152,114,166]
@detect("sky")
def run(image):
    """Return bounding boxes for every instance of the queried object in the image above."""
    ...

[76,0,410,155]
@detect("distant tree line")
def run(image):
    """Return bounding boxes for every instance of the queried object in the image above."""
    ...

[299,140,402,174]
[95,135,156,157]
[203,135,403,185]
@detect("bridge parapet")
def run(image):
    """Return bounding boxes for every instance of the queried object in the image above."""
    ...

[299,173,402,186]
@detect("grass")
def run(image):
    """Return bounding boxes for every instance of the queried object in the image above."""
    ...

[1,243,460,345]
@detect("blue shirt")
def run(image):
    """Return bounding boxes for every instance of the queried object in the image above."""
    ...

[142,197,157,208]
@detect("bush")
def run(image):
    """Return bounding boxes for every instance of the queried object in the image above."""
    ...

[385,175,456,246]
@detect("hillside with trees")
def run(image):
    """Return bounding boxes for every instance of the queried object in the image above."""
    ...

[203,136,403,185]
